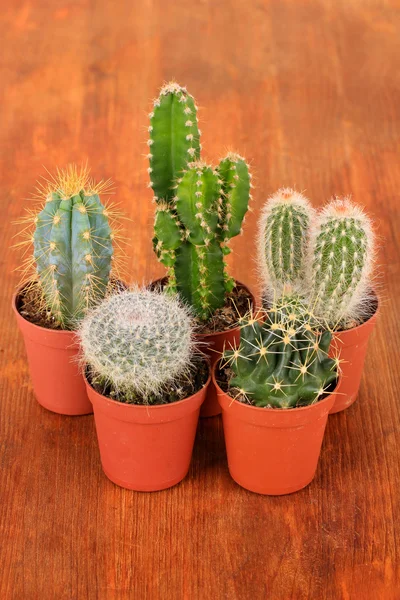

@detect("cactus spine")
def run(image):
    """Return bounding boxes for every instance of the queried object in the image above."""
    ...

[307,197,375,328]
[223,297,339,408]
[149,82,251,319]
[20,165,118,330]
[79,288,194,401]
[257,188,314,301]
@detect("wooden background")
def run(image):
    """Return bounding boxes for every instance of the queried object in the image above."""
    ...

[1,0,399,598]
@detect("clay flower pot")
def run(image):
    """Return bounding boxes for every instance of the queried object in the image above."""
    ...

[84,367,211,491]
[213,362,337,495]
[149,277,255,418]
[329,297,379,414]
[12,284,92,416]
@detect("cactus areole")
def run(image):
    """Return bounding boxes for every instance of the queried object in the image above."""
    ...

[148,82,251,320]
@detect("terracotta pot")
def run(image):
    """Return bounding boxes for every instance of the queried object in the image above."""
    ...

[148,277,255,418]
[213,362,336,495]
[329,298,379,414]
[85,367,210,491]
[12,284,92,416]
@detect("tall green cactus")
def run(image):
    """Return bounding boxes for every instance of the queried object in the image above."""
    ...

[149,82,251,319]
[223,297,338,408]
[30,165,115,329]
[258,188,314,301]
[307,197,375,328]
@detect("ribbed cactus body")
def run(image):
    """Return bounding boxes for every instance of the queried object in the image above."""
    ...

[79,289,194,400]
[149,83,250,319]
[32,169,113,329]
[148,82,200,203]
[224,299,338,408]
[258,188,313,300]
[308,198,375,327]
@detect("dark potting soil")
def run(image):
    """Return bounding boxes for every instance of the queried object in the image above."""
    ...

[16,279,128,331]
[88,355,210,406]
[215,362,337,408]
[150,279,254,335]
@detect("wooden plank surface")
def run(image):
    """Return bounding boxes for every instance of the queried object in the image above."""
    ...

[1,0,399,598]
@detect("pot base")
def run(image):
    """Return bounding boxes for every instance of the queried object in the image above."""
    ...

[229,470,314,496]
[102,468,190,492]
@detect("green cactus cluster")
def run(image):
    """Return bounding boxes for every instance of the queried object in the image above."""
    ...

[148,82,251,320]
[79,288,194,401]
[223,296,339,408]
[258,193,375,328]
[21,165,118,330]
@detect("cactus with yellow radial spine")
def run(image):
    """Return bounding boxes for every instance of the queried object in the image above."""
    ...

[18,165,121,330]
[223,296,339,408]
[257,188,314,301]
[307,197,376,328]
[149,82,251,318]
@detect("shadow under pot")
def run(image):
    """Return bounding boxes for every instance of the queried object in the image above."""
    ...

[328,293,379,414]
[149,278,256,418]
[12,282,92,416]
[84,365,211,492]
[213,361,337,495]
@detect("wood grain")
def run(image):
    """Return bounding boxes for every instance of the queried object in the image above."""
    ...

[1,0,399,598]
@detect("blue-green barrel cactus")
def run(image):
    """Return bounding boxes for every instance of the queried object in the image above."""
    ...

[149,82,251,319]
[223,297,339,408]
[28,165,116,329]
[307,197,376,328]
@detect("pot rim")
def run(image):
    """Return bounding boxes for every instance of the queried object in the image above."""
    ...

[84,360,211,413]
[212,360,338,416]
[149,277,256,338]
[331,290,379,336]
[12,280,77,337]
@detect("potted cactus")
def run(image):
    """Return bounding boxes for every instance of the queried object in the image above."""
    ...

[147,82,255,417]
[213,296,340,495]
[79,288,210,491]
[258,189,378,414]
[13,165,121,415]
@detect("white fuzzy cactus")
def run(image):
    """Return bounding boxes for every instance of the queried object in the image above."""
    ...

[257,188,314,301]
[307,197,376,327]
[79,288,195,399]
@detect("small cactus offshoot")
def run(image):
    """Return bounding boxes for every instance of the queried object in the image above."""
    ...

[79,288,195,401]
[257,188,314,301]
[16,164,122,330]
[307,197,376,328]
[149,82,251,320]
[222,296,339,408]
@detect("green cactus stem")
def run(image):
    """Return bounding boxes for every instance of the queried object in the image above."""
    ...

[31,165,115,329]
[257,188,314,301]
[223,297,338,408]
[307,197,376,328]
[148,82,201,203]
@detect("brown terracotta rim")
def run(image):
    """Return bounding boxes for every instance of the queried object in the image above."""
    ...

[212,360,339,415]
[149,277,256,338]
[333,290,379,334]
[84,360,211,412]
[12,280,77,337]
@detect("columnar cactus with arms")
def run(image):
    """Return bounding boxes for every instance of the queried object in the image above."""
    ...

[148,83,251,319]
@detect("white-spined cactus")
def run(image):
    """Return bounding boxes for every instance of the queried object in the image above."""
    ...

[79,288,195,400]
[257,188,314,301]
[307,197,376,328]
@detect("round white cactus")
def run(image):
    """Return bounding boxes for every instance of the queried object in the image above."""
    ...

[79,288,195,399]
